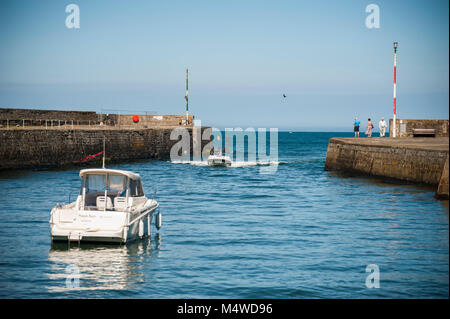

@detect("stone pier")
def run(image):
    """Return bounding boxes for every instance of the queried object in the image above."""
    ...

[325,137,449,199]
[436,155,449,199]
[0,127,211,171]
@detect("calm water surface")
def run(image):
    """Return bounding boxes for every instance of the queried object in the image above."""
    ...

[0,132,448,298]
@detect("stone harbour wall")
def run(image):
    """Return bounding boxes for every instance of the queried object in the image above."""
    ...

[0,108,98,121]
[118,115,194,127]
[0,127,211,170]
[324,138,449,199]
[436,156,449,200]
[389,119,449,138]
[0,108,195,128]
[325,138,448,184]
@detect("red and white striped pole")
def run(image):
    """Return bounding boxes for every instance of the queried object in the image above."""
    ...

[392,42,398,137]
[185,68,189,123]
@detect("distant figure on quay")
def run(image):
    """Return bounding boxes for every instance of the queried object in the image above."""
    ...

[365,118,374,137]
[354,117,361,138]
[379,117,387,137]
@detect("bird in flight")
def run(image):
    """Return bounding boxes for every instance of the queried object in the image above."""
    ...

[283,94,287,98]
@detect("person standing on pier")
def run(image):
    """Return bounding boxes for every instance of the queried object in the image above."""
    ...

[354,117,361,138]
[365,118,374,137]
[379,117,387,137]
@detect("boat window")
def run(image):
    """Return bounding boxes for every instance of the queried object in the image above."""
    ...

[86,174,106,194]
[83,174,128,208]
[108,175,126,196]
[137,180,144,196]
[83,174,106,208]
[129,179,145,197]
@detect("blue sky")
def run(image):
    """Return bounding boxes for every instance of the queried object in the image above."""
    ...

[0,0,448,130]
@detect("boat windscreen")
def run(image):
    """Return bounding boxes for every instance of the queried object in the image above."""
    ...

[129,179,145,197]
[83,174,128,208]
[108,175,127,195]
[86,174,106,194]
[84,174,127,195]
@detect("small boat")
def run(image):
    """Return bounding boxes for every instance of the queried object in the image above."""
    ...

[208,135,232,167]
[49,168,161,244]
[207,154,232,167]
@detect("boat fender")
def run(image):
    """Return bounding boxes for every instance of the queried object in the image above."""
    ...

[139,219,144,238]
[156,211,162,230]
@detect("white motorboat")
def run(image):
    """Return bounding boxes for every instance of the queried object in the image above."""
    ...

[50,168,161,244]
[208,134,232,167]
[207,154,232,167]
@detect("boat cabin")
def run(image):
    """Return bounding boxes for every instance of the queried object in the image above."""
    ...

[79,169,145,211]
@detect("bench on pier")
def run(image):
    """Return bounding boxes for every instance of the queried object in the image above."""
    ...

[413,128,436,137]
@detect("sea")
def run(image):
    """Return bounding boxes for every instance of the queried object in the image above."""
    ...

[0,132,448,298]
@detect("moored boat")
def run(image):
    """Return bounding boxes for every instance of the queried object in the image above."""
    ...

[50,168,161,244]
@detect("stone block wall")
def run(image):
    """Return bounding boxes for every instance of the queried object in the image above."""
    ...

[0,108,98,121]
[325,138,448,185]
[0,108,194,128]
[0,127,211,170]
[389,119,449,138]
[118,115,194,127]
[436,155,449,199]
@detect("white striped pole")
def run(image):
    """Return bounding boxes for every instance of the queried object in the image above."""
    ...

[185,68,189,123]
[392,42,398,138]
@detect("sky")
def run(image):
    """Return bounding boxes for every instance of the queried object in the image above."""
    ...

[0,0,448,131]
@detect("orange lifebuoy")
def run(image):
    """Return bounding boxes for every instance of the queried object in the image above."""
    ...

[132,115,139,123]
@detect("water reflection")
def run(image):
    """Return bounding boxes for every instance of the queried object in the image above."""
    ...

[440,200,449,218]
[46,234,162,293]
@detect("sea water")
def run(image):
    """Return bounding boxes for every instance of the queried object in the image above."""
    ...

[0,132,448,298]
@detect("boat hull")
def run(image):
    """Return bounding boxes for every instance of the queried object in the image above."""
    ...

[50,203,158,244]
[51,226,127,244]
[207,155,232,167]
